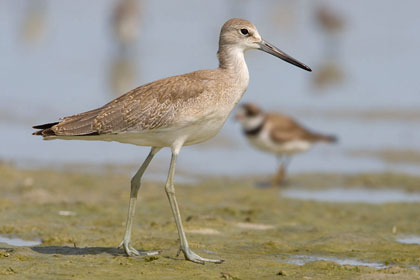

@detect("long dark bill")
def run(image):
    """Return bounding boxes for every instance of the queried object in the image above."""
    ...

[258,40,312,72]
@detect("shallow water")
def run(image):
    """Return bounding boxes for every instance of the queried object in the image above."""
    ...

[396,235,420,245]
[281,188,420,204]
[1,0,420,176]
[277,254,389,269]
[0,235,41,247]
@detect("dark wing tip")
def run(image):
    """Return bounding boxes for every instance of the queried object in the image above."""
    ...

[325,134,338,143]
[33,122,59,130]
[32,122,59,136]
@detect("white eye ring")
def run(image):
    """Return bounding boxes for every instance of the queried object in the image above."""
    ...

[240,28,249,35]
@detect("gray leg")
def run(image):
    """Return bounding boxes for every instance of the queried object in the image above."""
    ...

[119,147,161,256]
[165,146,223,264]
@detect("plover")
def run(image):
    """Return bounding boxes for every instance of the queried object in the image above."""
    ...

[236,103,336,184]
[33,18,311,264]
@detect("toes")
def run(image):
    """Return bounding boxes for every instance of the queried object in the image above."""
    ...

[199,257,224,264]
[126,249,140,256]
[189,258,205,265]
[128,247,141,256]
[183,249,223,264]
[122,243,140,256]
[201,257,224,264]
[119,241,160,257]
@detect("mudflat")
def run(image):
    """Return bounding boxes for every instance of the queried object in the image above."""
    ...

[0,163,419,279]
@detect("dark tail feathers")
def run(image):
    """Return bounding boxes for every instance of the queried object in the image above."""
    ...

[318,134,338,143]
[32,122,59,136]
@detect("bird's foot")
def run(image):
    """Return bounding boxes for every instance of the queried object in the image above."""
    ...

[178,247,224,264]
[118,240,160,257]
[273,168,286,186]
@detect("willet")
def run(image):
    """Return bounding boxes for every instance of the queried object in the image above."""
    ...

[236,103,336,184]
[33,18,311,264]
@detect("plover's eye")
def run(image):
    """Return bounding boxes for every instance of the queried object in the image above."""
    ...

[240,28,249,35]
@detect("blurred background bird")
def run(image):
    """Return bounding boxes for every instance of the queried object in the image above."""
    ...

[311,2,346,91]
[111,0,142,46]
[236,103,337,185]
[108,0,143,97]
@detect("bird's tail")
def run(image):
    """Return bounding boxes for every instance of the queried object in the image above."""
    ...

[32,122,59,136]
[32,106,104,137]
[314,133,338,143]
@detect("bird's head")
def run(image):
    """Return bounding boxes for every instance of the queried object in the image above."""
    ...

[219,18,311,72]
[235,103,265,130]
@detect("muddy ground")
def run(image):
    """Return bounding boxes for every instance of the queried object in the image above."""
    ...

[0,163,419,279]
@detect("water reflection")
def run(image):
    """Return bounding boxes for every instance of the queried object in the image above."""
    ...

[395,235,420,245]
[277,254,389,269]
[281,188,420,204]
[0,235,42,247]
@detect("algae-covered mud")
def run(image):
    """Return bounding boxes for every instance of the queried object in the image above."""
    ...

[0,163,419,279]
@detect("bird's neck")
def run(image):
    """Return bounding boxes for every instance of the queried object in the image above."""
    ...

[243,115,265,134]
[217,45,249,87]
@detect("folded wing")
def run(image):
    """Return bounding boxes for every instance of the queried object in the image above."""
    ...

[33,72,207,137]
[268,114,337,144]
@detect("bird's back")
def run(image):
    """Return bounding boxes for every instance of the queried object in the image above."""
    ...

[266,113,337,144]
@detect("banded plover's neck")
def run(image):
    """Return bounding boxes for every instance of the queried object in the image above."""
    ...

[242,114,265,135]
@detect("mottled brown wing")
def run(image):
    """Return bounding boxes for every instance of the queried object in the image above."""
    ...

[92,72,207,134]
[47,106,106,136]
[34,70,216,137]
[268,114,337,144]
[268,114,307,144]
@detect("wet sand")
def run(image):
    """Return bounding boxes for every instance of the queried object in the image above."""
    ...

[0,163,419,279]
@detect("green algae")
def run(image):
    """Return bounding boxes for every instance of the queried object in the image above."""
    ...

[0,163,419,279]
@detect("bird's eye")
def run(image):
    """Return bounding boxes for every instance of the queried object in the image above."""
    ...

[240,28,249,35]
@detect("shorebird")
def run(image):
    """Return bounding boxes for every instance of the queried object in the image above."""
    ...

[236,103,336,185]
[33,18,311,264]
[112,0,141,45]
[315,4,345,35]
